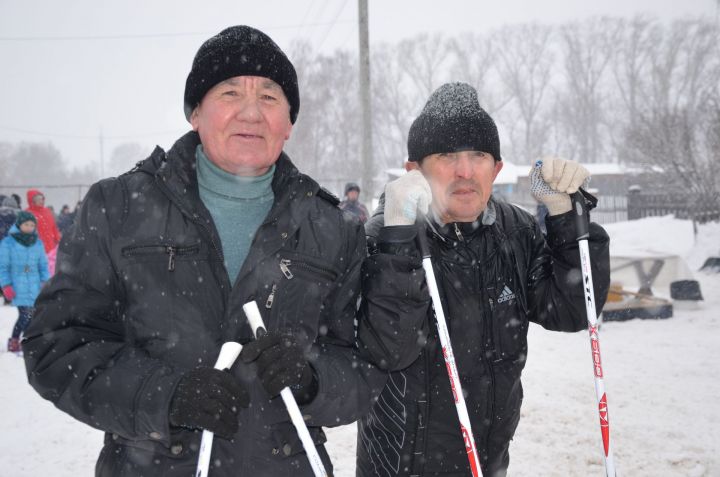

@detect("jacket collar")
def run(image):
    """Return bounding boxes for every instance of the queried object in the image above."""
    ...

[146,130,321,286]
[430,199,497,241]
[151,131,318,213]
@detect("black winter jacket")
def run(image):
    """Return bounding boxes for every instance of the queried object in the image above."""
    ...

[356,198,610,477]
[23,132,383,477]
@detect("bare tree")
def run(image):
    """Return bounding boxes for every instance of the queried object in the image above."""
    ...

[557,17,620,163]
[397,33,452,103]
[493,23,554,163]
[624,19,720,213]
[371,46,416,172]
[447,32,501,111]
[286,45,362,195]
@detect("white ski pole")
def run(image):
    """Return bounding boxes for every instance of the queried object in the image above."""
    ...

[195,341,243,477]
[571,190,617,477]
[242,301,329,477]
[417,223,482,477]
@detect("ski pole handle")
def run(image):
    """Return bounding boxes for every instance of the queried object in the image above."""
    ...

[195,341,243,477]
[242,301,329,477]
[571,190,590,241]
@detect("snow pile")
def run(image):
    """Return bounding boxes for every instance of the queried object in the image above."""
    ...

[1,217,718,476]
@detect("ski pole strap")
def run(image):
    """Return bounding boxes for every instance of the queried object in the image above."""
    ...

[571,188,598,241]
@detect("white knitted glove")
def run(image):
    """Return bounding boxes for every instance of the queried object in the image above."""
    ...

[384,170,432,226]
[530,157,590,216]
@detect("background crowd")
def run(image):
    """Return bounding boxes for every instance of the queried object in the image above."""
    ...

[0,189,78,351]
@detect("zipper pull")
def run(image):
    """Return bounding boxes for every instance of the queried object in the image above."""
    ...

[279,259,294,279]
[454,223,464,242]
[265,284,277,309]
[167,246,176,271]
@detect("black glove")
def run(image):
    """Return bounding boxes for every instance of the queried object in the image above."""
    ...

[169,367,250,439]
[240,332,318,404]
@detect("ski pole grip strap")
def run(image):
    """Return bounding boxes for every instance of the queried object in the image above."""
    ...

[416,215,431,259]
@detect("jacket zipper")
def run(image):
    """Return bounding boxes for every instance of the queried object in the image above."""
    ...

[464,240,497,448]
[122,244,200,271]
[265,283,278,309]
[278,258,337,281]
[453,223,465,242]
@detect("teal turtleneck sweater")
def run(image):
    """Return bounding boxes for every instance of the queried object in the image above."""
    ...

[196,145,275,284]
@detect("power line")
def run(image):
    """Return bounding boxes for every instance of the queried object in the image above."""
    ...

[0,124,186,140]
[0,20,354,42]
[315,0,351,51]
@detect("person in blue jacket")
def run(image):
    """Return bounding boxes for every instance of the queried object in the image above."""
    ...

[0,211,49,352]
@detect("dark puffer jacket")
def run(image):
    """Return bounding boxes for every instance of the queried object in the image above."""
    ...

[356,198,610,477]
[23,131,383,477]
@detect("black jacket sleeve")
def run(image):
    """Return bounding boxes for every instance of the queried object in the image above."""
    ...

[357,224,431,372]
[524,210,611,331]
[23,181,184,446]
[301,219,387,426]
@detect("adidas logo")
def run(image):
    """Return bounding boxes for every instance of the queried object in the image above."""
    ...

[497,285,516,303]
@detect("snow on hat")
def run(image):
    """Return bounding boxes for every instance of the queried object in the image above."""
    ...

[407,82,501,162]
[183,25,300,124]
[15,211,37,227]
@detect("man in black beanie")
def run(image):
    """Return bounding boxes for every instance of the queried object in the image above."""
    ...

[24,25,383,477]
[356,82,611,476]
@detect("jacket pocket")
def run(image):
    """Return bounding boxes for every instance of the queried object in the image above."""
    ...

[266,251,339,341]
[121,242,201,271]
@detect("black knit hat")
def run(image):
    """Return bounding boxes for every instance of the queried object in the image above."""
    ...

[184,25,300,124]
[15,211,37,227]
[407,82,500,162]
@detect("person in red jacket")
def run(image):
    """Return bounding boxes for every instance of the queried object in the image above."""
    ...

[25,189,61,254]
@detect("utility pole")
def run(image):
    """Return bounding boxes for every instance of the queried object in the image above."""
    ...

[358,0,374,202]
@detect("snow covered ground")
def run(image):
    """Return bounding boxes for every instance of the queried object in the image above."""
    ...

[1,217,718,476]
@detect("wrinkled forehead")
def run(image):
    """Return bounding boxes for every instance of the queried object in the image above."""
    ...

[220,76,285,93]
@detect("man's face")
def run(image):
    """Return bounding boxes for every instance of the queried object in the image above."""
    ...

[346,190,359,202]
[190,76,293,176]
[32,194,45,206]
[408,150,503,223]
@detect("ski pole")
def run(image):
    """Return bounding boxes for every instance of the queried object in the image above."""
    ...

[571,190,617,477]
[242,301,329,477]
[417,221,482,477]
[195,341,243,477]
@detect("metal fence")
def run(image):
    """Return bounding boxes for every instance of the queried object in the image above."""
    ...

[627,190,720,224]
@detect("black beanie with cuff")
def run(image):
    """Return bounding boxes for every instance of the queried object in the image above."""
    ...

[407,82,500,163]
[183,25,300,124]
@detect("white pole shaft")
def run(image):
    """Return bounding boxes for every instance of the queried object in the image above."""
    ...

[422,258,482,477]
[578,239,616,477]
[242,301,328,477]
[195,342,243,477]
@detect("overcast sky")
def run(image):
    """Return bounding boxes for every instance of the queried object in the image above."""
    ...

[1,0,717,172]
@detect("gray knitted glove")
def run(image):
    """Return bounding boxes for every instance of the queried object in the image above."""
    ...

[530,157,590,216]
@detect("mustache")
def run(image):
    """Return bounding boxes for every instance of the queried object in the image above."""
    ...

[447,180,481,193]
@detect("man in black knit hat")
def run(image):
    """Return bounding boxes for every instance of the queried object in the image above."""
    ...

[356,82,611,476]
[24,25,383,476]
